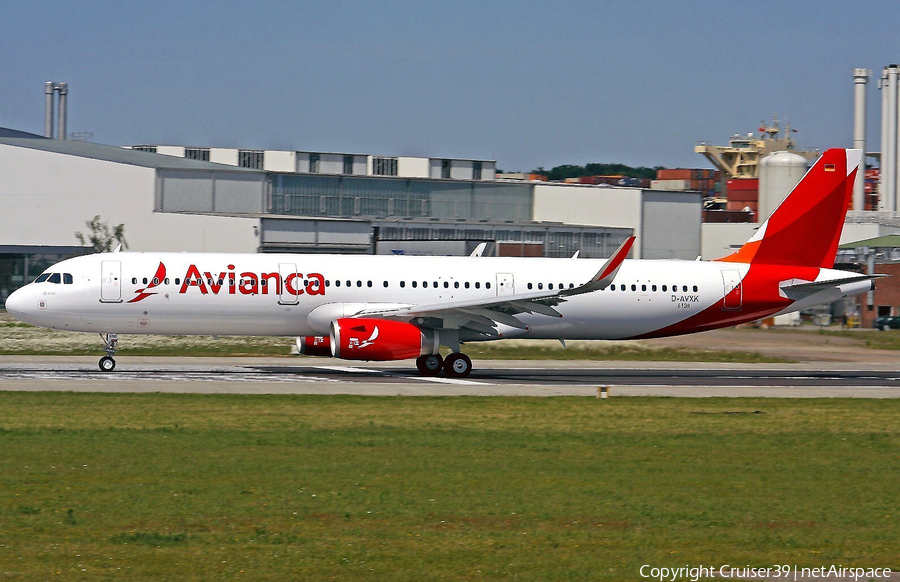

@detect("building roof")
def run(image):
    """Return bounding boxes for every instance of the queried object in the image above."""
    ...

[839,234,900,249]
[0,127,46,139]
[0,137,263,172]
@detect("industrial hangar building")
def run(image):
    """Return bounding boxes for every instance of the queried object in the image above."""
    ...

[0,131,702,305]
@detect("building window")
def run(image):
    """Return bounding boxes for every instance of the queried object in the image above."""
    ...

[132,145,157,153]
[309,153,320,173]
[473,161,482,180]
[373,157,398,176]
[441,159,451,179]
[344,155,354,175]
[238,150,264,169]
[185,147,210,161]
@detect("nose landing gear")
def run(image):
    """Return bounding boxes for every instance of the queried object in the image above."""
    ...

[98,333,118,372]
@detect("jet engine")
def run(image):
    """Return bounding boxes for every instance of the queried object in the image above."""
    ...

[330,318,439,361]
[296,335,332,357]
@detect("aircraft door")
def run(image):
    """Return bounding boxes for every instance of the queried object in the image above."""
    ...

[496,273,514,296]
[100,260,122,303]
[279,263,300,305]
[722,270,742,310]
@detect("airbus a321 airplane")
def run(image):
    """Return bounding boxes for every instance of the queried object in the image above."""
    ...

[5,148,877,377]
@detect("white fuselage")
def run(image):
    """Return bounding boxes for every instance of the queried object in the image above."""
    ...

[6,251,866,342]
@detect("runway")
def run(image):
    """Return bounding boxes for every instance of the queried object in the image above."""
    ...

[0,357,898,397]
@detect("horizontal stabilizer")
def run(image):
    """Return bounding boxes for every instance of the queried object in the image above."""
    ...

[779,274,884,300]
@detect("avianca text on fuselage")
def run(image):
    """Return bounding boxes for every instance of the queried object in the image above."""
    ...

[132,263,326,302]
[179,264,326,297]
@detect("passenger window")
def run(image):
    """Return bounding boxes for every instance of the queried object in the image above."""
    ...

[400,281,406,288]
[63,273,73,284]
[662,285,667,292]
[569,283,574,289]
[153,278,159,285]
[346,280,351,287]
[175,278,181,285]
[261,280,267,287]
[486,282,491,289]
[682,285,688,292]
[465,282,470,289]
[383,281,388,288]
[143,278,148,285]
[443,282,449,288]
[631,284,637,291]
[548,283,554,290]
[693,285,698,292]
[48,273,61,284]
[131,277,137,285]
[433,281,438,288]
[454,282,459,288]
[538,283,543,290]
[475,282,481,289]
[325,280,331,287]
[367,281,372,288]
[528,283,533,290]
[641,284,647,292]
[164,278,170,285]
[357,281,362,287]
[652,285,657,292]
[422,281,428,288]
[335,280,341,287]
[35,273,50,283]
[412,281,418,288]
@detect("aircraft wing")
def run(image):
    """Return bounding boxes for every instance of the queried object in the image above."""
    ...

[354,236,635,336]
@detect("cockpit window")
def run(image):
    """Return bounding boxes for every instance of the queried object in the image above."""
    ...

[35,273,50,283]
[48,273,61,284]
[63,273,73,284]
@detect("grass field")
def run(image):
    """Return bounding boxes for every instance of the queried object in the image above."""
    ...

[0,393,897,579]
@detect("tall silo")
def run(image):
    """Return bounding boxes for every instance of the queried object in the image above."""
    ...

[758,151,808,221]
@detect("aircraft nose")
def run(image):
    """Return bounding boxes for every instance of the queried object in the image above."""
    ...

[5,287,32,322]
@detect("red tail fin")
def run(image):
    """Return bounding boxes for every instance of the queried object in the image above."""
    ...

[717,148,860,268]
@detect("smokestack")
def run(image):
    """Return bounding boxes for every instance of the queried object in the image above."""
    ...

[44,81,55,138]
[880,69,889,210]
[853,68,871,212]
[886,65,899,212]
[56,82,67,140]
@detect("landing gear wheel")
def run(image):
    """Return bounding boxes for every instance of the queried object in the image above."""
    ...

[99,356,116,372]
[416,354,444,376]
[444,353,472,378]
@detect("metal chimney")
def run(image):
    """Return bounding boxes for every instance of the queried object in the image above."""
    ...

[852,68,871,211]
[886,65,899,212]
[56,82,67,140]
[880,68,889,210]
[44,81,55,138]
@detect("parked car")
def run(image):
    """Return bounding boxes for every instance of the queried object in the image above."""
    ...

[873,316,900,330]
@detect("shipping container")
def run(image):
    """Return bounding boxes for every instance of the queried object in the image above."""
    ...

[703,209,754,223]
[651,179,692,190]
[726,178,759,193]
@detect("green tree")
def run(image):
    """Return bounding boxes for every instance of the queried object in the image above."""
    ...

[75,215,128,253]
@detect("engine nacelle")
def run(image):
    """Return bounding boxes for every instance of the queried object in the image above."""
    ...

[330,318,439,361]
[296,336,332,357]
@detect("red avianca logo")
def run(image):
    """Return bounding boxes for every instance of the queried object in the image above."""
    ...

[128,263,326,303]
[128,262,166,303]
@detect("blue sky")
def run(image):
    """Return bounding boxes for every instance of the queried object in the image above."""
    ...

[1,0,896,169]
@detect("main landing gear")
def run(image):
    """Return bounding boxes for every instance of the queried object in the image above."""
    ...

[98,333,118,372]
[415,353,473,378]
